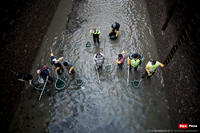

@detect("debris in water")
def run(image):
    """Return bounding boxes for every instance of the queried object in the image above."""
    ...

[86,42,91,47]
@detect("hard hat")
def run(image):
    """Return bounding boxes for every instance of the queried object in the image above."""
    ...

[133,54,138,58]
[52,58,58,63]
[152,60,156,65]
[96,53,101,58]
[118,54,123,58]
[63,62,68,66]
[112,23,116,28]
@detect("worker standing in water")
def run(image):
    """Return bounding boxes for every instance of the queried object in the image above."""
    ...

[16,72,34,85]
[128,53,142,71]
[90,28,101,44]
[142,60,164,79]
[36,65,53,84]
[61,59,75,75]
[50,48,64,76]
[114,50,125,69]
[93,52,104,70]
[109,22,120,40]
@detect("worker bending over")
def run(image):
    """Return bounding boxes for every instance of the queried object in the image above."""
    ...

[142,60,164,79]
[114,50,125,69]
[61,59,75,75]
[37,65,53,84]
[50,48,64,76]
[17,72,33,85]
[109,22,120,39]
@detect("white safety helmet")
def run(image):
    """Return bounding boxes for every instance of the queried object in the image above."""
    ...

[96,53,101,58]
[52,58,58,63]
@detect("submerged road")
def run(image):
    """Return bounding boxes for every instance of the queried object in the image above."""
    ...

[9,0,171,132]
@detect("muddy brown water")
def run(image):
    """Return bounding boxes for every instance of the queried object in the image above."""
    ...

[9,0,171,132]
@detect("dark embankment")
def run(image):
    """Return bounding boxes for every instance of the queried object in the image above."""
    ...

[0,0,60,132]
[145,0,200,129]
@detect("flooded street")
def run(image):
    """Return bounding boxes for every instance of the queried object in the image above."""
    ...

[9,0,171,132]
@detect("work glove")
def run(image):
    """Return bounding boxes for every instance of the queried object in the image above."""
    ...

[127,59,130,65]
[147,71,151,76]
[114,59,121,64]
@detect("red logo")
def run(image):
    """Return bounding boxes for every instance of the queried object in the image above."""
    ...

[178,124,188,129]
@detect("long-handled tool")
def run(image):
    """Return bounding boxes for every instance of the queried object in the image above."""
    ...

[39,76,48,101]
[138,79,143,86]
[96,66,100,84]
[127,65,130,86]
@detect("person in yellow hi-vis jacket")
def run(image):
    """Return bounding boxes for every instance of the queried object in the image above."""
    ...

[127,53,142,71]
[109,22,120,40]
[142,60,164,79]
[50,48,64,76]
[90,29,101,44]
